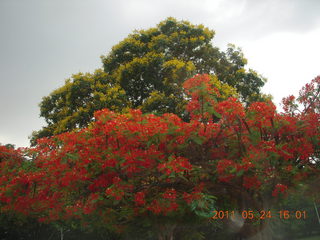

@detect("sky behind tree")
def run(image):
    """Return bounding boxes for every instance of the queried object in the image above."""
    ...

[1,0,320,147]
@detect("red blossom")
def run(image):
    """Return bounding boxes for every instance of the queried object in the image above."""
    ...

[134,192,146,206]
[243,176,261,190]
[162,189,177,200]
[272,184,288,197]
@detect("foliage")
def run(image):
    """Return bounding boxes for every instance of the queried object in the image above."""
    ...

[102,18,266,110]
[31,17,266,145]
[282,76,320,115]
[30,69,129,145]
[1,74,319,239]
[102,17,208,112]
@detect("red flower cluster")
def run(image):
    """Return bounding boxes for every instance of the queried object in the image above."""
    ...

[183,74,219,121]
[243,176,261,190]
[158,155,192,175]
[217,159,236,183]
[216,97,245,122]
[134,192,146,206]
[162,189,177,200]
[0,74,318,231]
[247,101,276,128]
[272,184,288,197]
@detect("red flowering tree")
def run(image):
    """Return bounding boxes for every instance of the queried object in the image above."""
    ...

[26,108,216,238]
[0,74,319,239]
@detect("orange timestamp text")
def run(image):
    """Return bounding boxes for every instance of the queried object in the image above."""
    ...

[211,210,307,220]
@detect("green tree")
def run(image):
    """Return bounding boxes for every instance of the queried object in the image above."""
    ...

[102,18,266,110]
[30,69,128,145]
[31,17,267,145]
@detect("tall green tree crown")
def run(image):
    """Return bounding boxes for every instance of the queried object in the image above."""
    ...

[30,17,266,145]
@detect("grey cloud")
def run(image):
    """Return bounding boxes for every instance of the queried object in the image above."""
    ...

[215,0,320,42]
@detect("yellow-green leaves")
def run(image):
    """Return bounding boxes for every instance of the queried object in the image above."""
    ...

[32,18,266,145]
[162,59,195,84]
[31,69,129,145]
[102,18,221,114]
[209,75,238,100]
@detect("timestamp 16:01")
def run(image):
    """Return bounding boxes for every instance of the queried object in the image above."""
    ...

[211,210,307,220]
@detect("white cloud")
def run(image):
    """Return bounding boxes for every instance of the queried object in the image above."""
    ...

[239,27,320,108]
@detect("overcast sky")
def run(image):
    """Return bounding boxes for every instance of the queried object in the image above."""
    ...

[1,0,320,148]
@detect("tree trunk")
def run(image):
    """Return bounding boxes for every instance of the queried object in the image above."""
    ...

[235,192,273,240]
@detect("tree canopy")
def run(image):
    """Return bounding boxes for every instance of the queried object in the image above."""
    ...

[3,74,320,239]
[30,69,129,145]
[102,18,266,108]
[31,18,267,145]
[102,17,212,110]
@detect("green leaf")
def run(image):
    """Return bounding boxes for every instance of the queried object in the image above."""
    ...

[208,107,221,119]
[190,135,205,145]
[236,169,244,177]
[66,153,79,160]
[230,167,237,174]
[249,130,260,145]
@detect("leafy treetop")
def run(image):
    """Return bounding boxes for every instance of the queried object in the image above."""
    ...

[102,17,267,110]
[31,18,267,146]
